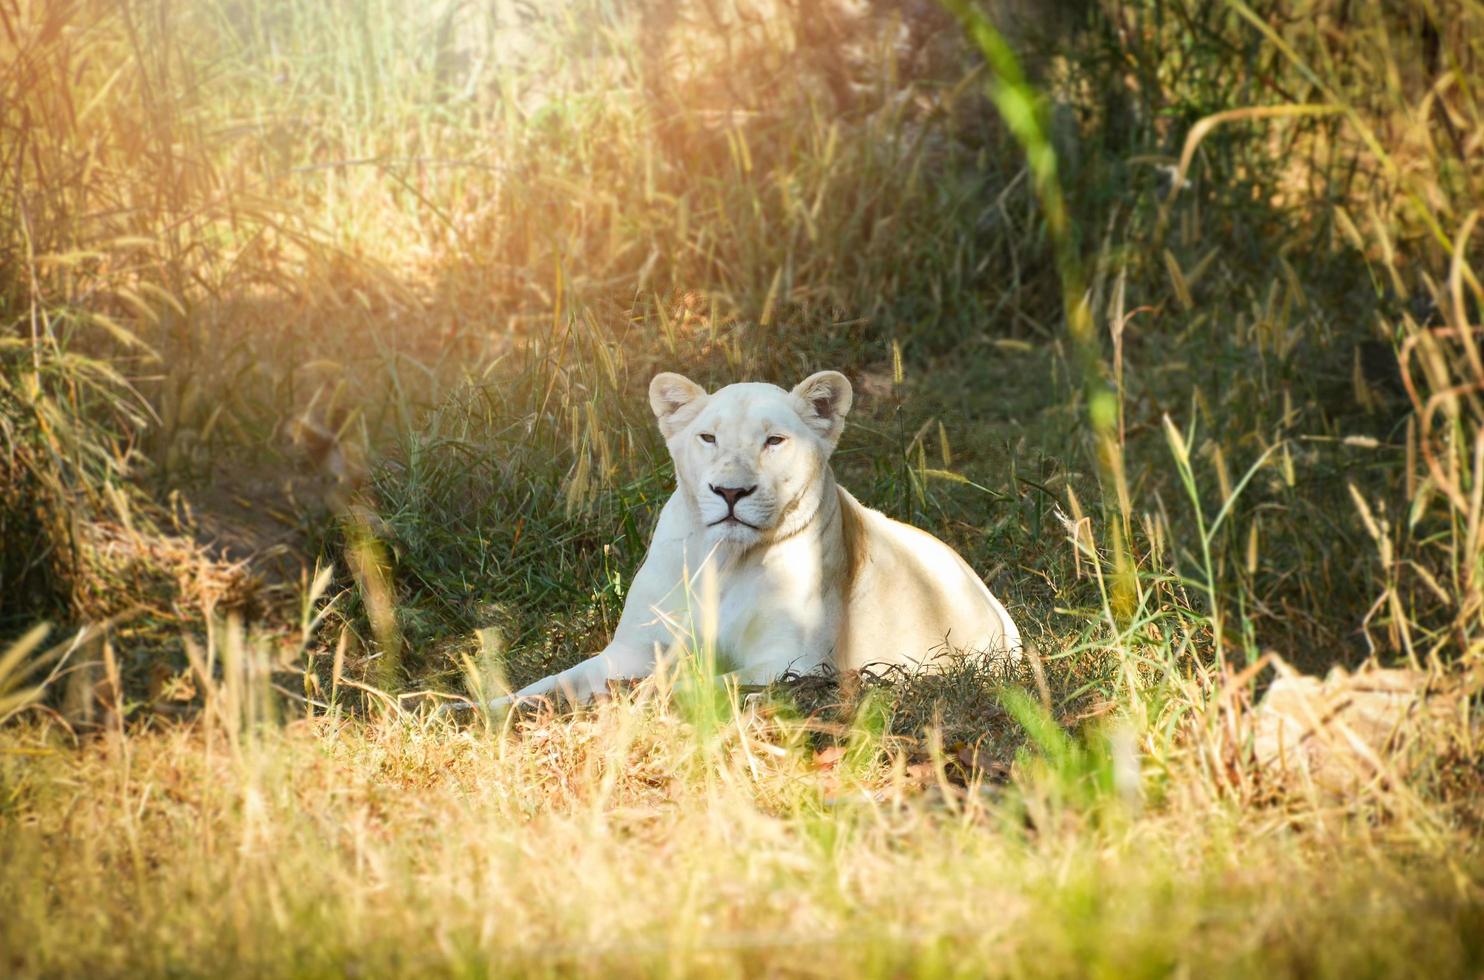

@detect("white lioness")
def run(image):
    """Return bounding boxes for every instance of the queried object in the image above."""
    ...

[501,370,1020,705]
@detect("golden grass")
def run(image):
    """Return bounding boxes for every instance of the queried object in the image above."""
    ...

[2,687,1479,977]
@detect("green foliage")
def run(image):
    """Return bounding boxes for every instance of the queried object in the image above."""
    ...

[0,338,151,625]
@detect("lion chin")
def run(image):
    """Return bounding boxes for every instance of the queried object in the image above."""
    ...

[498,369,1022,707]
[706,519,761,547]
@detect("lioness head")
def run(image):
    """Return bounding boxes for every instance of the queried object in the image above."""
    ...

[649,370,853,547]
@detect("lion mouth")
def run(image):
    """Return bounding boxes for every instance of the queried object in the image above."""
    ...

[709,514,759,530]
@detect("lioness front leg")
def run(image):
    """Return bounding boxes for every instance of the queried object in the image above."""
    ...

[436,643,652,716]
[498,642,657,707]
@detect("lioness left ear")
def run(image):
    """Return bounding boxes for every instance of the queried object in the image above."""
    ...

[649,372,708,439]
[790,370,853,447]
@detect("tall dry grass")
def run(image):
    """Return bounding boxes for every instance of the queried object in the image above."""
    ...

[1,609,1479,976]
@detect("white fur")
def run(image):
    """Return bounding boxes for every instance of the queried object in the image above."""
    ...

[494,370,1020,706]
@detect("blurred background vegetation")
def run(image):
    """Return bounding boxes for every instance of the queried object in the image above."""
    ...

[0,0,1479,709]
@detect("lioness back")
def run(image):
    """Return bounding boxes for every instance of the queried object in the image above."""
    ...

[834,488,1020,672]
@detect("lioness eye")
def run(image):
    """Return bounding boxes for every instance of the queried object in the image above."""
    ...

[699,433,716,444]
[765,435,786,447]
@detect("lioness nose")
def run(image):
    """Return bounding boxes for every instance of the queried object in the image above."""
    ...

[709,484,757,510]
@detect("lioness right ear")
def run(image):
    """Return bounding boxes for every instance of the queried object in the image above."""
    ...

[649,372,707,438]
[790,370,853,448]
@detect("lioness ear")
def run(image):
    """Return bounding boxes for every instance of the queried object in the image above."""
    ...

[790,370,853,447]
[649,372,707,438]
